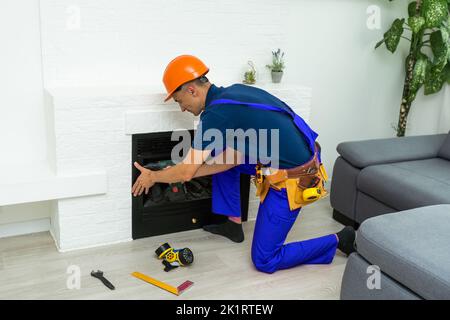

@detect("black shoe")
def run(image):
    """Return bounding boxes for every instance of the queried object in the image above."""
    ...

[203,220,244,243]
[336,226,356,256]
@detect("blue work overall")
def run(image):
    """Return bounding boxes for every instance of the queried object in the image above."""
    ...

[208,99,338,274]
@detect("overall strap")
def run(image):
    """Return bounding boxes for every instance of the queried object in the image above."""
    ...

[208,98,319,159]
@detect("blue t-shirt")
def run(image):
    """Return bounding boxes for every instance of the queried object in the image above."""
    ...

[192,84,313,169]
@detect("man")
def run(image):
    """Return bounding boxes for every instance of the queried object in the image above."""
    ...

[131,55,356,273]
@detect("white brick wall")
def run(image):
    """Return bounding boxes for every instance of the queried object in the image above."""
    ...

[48,84,310,251]
[39,0,290,87]
[49,87,195,251]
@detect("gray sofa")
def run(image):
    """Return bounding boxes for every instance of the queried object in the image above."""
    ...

[330,131,450,226]
[341,205,450,300]
[331,132,450,299]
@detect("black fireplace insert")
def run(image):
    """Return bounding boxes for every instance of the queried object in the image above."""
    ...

[132,130,250,239]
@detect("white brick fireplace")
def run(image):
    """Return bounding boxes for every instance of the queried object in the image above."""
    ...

[46,84,311,251]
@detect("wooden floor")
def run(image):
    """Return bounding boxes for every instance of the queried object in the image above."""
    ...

[0,198,347,300]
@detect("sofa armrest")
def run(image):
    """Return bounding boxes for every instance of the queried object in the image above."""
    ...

[337,134,448,169]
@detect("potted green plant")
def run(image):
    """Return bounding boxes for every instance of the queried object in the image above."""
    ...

[375,0,450,137]
[243,61,257,85]
[266,49,285,83]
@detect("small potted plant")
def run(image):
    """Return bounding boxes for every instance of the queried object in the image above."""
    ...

[243,61,256,85]
[266,49,285,83]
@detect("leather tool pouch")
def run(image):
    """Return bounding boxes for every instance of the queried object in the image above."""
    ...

[254,154,329,211]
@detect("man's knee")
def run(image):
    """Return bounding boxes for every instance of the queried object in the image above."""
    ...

[251,249,278,274]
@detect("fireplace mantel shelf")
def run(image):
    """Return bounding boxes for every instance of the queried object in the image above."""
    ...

[0,161,107,206]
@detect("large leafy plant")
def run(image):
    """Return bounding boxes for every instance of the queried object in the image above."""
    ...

[376,0,450,136]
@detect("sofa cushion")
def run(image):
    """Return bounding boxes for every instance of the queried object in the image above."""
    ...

[438,132,450,160]
[357,205,450,300]
[337,134,447,169]
[341,253,421,300]
[357,158,450,210]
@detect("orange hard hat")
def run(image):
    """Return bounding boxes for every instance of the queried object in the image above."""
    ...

[162,55,209,102]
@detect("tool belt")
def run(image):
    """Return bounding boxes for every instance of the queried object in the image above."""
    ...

[254,142,328,211]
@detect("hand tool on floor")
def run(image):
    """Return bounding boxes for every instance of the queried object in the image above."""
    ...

[131,271,193,296]
[155,242,194,272]
[90,270,115,290]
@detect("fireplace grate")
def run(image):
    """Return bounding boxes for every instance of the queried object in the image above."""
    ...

[132,130,250,239]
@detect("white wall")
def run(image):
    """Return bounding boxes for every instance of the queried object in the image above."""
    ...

[39,0,288,86]
[284,0,449,171]
[0,202,50,224]
[0,0,47,166]
[437,86,450,133]
[0,0,52,229]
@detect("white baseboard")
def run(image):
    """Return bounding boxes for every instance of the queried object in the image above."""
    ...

[56,238,132,253]
[0,218,50,238]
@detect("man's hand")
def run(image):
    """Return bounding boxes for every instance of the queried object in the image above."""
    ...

[132,162,155,197]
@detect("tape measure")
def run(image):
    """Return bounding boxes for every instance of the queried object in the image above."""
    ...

[155,242,194,272]
[303,187,322,201]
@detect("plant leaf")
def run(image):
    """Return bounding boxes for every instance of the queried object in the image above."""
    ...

[375,38,385,49]
[422,0,448,28]
[430,29,450,72]
[442,26,450,46]
[409,54,429,99]
[408,1,419,17]
[424,64,447,94]
[384,18,405,53]
[408,16,426,33]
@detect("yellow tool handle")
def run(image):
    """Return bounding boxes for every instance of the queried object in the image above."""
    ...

[131,271,179,295]
[319,164,328,181]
